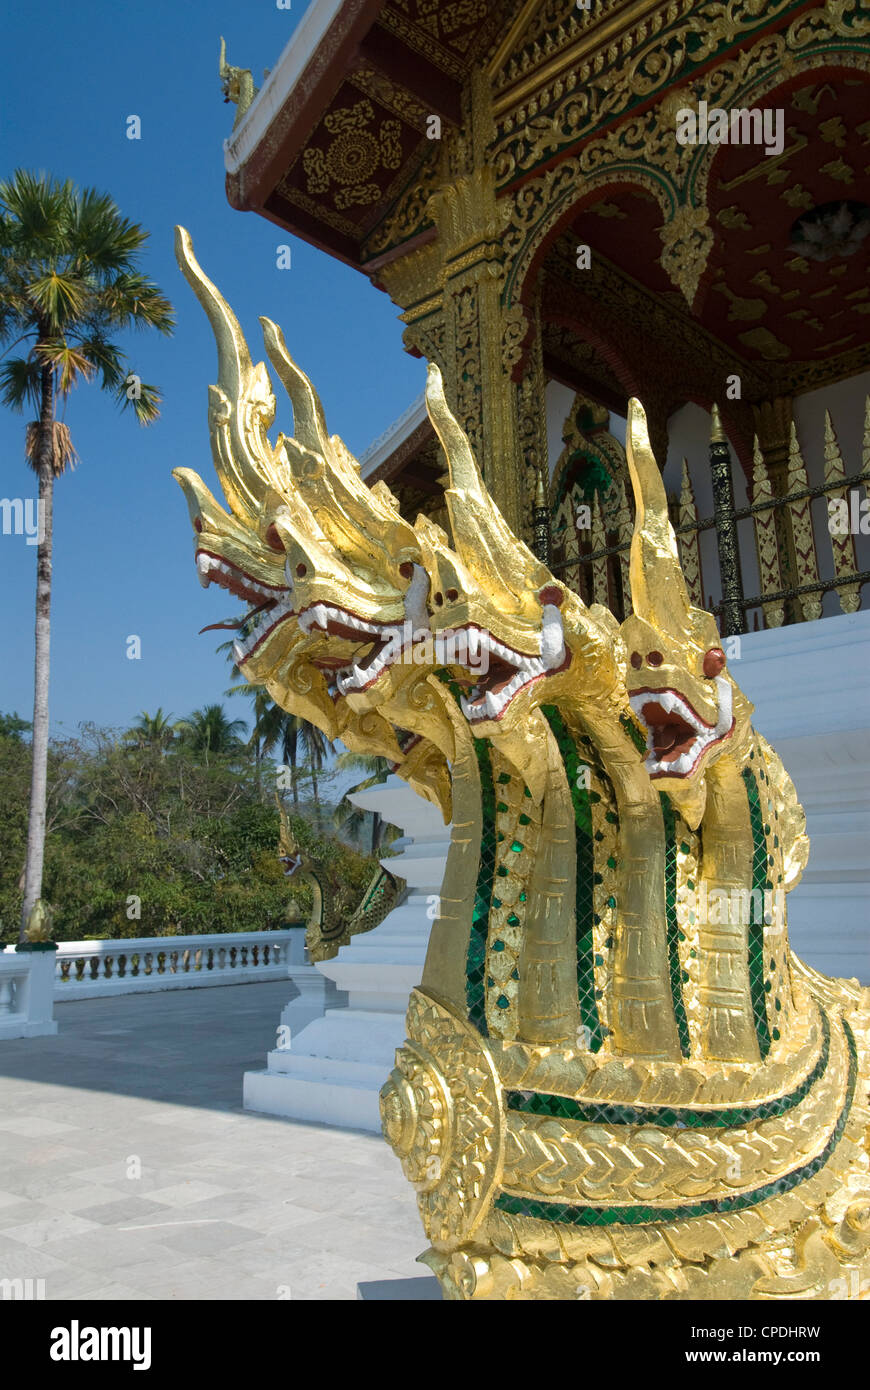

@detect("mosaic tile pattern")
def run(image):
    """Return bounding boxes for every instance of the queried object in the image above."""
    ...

[743,763,773,1058]
[542,706,605,1052]
[495,1018,853,1227]
[660,793,691,1058]
[504,1007,831,1128]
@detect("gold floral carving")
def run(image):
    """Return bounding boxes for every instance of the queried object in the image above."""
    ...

[659,205,714,307]
[302,99,402,212]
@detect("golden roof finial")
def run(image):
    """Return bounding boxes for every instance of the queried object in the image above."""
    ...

[710,403,727,445]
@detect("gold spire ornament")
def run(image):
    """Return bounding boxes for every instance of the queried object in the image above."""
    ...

[174,228,870,1300]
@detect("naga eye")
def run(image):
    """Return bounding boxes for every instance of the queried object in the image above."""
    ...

[265,524,284,553]
[399,561,414,580]
[296,563,307,578]
[630,651,642,669]
[703,647,726,678]
[446,588,458,602]
[434,592,443,606]
[647,651,663,667]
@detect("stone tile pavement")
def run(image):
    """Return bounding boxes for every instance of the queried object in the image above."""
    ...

[0,982,425,1300]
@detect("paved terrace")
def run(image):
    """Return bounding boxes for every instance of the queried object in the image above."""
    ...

[0,982,424,1300]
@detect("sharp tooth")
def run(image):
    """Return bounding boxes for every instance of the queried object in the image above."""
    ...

[484,691,498,718]
[659,692,676,715]
[540,605,565,669]
[671,752,692,774]
[312,604,327,629]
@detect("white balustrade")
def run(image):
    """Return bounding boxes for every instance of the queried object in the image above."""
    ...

[0,947,58,1039]
[53,930,293,999]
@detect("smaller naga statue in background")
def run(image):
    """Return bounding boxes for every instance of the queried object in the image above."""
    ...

[173,226,870,1300]
[276,797,402,963]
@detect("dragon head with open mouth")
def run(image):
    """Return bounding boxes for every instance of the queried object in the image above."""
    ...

[413,365,625,790]
[172,228,457,814]
[619,398,753,826]
[172,228,435,740]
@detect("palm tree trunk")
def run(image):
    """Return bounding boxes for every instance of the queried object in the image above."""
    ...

[20,364,55,941]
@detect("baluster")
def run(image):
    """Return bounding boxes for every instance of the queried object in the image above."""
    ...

[785,421,822,621]
[751,437,785,629]
[157,950,165,976]
[590,492,609,607]
[823,410,860,614]
[118,954,127,979]
[676,459,704,609]
[169,950,178,975]
[144,951,153,977]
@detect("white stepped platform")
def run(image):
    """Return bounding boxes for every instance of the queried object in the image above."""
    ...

[243,778,449,1131]
[737,610,870,984]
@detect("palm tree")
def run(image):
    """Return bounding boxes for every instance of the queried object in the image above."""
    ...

[332,750,392,854]
[219,634,334,809]
[0,170,174,940]
[124,708,175,752]
[175,704,247,764]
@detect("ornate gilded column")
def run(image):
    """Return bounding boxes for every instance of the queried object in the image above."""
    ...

[421,72,523,535]
[512,286,549,546]
[710,405,746,638]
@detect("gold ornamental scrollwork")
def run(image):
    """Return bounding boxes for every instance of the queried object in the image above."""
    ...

[380,988,505,1247]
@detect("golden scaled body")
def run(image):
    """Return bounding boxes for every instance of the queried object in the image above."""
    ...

[174,228,870,1300]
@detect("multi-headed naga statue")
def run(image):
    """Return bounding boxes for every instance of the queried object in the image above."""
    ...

[174,227,870,1301]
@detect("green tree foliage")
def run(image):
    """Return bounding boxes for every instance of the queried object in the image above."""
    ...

[0,715,381,943]
[0,170,174,938]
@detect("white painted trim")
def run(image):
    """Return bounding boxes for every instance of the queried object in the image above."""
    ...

[224,0,347,175]
[360,393,428,479]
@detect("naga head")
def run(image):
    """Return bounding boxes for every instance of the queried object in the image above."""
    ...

[416,366,623,787]
[172,227,433,742]
[620,399,752,824]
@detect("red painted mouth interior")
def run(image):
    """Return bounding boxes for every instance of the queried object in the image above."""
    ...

[324,617,391,675]
[641,702,697,763]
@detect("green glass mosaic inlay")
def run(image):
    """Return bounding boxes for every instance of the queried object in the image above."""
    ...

[542,705,604,1051]
[505,1010,830,1128]
[495,1017,853,1227]
[660,793,690,1057]
[466,732,496,1037]
[743,766,773,1059]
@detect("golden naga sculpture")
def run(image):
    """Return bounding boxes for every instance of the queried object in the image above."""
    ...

[173,226,870,1301]
[276,797,403,963]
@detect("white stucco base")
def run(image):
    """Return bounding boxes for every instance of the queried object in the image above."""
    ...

[242,780,449,1131]
[736,609,870,984]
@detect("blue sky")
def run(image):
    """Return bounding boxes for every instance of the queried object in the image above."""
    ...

[0,0,426,739]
